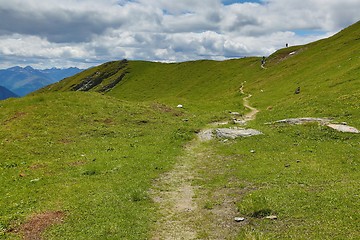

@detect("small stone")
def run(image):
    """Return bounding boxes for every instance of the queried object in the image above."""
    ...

[250,149,256,153]
[285,164,290,168]
[234,119,247,125]
[296,160,301,163]
[265,215,277,220]
[234,217,245,222]
[177,104,183,108]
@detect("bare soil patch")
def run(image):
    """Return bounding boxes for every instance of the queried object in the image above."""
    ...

[4,112,27,125]
[19,211,65,240]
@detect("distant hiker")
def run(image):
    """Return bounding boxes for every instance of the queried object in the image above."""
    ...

[261,56,266,65]
[295,86,300,94]
[286,43,289,47]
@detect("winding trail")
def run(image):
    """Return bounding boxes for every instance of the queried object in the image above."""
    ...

[150,83,259,239]
[239,84,259,122]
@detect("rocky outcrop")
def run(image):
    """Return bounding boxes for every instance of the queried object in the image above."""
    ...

[215,128,263,139]
[271,117,331,125]
[270,117,359,133]
[72,59,128,92]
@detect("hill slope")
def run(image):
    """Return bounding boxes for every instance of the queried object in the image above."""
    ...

[246,20,360,126]
[38,21,360,127]
[0,92,194,239]
[3,21,360,239]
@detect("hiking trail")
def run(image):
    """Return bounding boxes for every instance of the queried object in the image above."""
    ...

[239,84,259,122]
[150,83,259,239]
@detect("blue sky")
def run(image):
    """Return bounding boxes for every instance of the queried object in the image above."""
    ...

[0,0,359,68]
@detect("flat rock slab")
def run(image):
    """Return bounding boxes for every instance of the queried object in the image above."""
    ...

[216,128,263,139]
[270,117,359,134]
[198,129,214,141]
[273,118,331,125]
[326,124,360,133]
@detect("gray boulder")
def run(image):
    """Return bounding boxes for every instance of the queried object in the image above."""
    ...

[216,128,263,139]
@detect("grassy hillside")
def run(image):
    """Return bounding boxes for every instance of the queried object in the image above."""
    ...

[37,22,360,128]
[0,92,196,239]
[38,58,262,124]
[246,21,360,126]
[3,21,360,239]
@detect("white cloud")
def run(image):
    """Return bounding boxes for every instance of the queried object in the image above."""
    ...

[0,0,359,68]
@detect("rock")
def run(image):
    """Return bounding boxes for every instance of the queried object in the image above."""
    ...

[250,149,256,153]
[272,118,331,125]
[234,217,245,222]
[233,119,247,125]
[269,118,359,133]
[265,215,277,220]
[295,87,300,94]
[216,128,263,139]
[230,112,240,115]
[198,129,214,141]
[326,124,359,133]
[177,104,183,108]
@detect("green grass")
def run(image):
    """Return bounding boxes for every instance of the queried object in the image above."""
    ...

[0,92,197,239]
[194,123,359,239]
[37,58,261,125]
[2,20,360,239]
[246,21,360,127]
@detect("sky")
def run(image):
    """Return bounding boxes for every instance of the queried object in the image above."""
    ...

[0,0,359,69]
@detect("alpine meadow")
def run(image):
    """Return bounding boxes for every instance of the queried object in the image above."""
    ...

[1,21,359,239]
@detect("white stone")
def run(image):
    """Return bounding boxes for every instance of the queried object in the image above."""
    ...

[327,124,359,133]
[234,217,245,222]
[230,112,240,115]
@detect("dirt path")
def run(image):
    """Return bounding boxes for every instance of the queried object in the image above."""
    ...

[150,84,259,239]
[150,141,201,239]
[239,84,259,122]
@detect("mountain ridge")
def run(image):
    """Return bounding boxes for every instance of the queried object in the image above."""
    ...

[0,66,83,96]
[0,85,18,100]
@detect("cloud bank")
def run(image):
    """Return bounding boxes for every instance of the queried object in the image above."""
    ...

[0,0,359,68]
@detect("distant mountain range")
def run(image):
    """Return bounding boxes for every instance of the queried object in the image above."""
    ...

[0,86,18,100]
[0,66,83,97]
